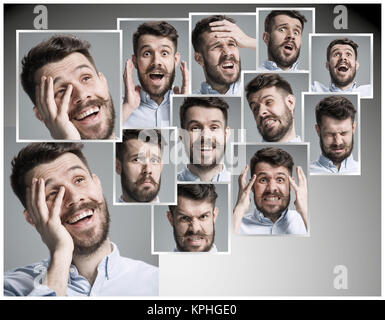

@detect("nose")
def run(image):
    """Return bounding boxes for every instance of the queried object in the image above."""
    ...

[334,133,343,145]
[258,104,269,118]
[152,51,162,67]
[266,179,278,193]
[72,83,91,106]
[285,28,296,40]
[63,186,85,208]
[141,160,153,175]
[189,218,202,234]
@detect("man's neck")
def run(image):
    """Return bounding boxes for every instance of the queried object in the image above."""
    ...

[333,81,354,91]
[122,192,157,203]
[279,125,297,142]
[205,78,231,94]
[72,239,112,285]
[187,163,224,182]
[150,94,165,106]
[267,56,293,71]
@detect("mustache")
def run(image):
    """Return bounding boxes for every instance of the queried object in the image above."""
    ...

[218,54,239,65]
[330,144,347,149]
[176,230,211,239]
[69,98,109,119]
[146,65,168,74]
[261,191,288,199]
[61,200,102,223]
[136,174,157,186]
[281,40,298,50]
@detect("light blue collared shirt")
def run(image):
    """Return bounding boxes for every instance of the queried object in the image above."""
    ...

[177,165,231,182]
[123,90,171,128]
[311,81,371,97]
[257,60,300,72]
[4,243,158,296]
[262,135,302,143]
[193,79,242,95]
[310,154,359,174]
[173,243,218,253]
[117,195,160,203]
[238,208,307,235]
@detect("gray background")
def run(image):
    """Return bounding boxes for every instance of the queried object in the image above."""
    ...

[243,71,309,142]
[257,9,314,70]
[119,19,189,93]
[114,128,177,204]
[303,93,360,165]
[231,143,309,215]
[153,183,229,252]
[172,95,242,173]
[190,13,257,92]
[310,34,372,89]
[4,127,158,270]
[18,31,121,140]
[3,3,381,297]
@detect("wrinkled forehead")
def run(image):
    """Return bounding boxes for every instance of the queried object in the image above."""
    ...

[184,106,226,125]
[320,115,354,131]
[248,86,283,103]
[123,138,161,157]
[271,14,303,30]
[137,34,176,52]
[330,44,356,57]
[253,162,290,177]
[175,196,215,216]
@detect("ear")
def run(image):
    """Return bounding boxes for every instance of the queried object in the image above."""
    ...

[194,51,204,66]
[33,106,43,122]
[285,94,296,113]
[225,126,231,142]
[325,61,330,71]
[174,51,181,66]
[132,54,138,69]
[23,209,34,226]
[115,159,122,175]
[262,32,269,45]
[355,60,359,71]
[92,173,102,188]
[315,123,321,137]
[166,211,174,226]
[212,207,219,222]
[352,120,357,133]
[98,72,107,84]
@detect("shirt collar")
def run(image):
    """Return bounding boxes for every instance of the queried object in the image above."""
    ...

[329,81,357,92]
[318,154,355,171]
[262,60,299,71]
[200,79,241,95]
[119,194,160,203]
[253,207,289,224]
[183,164,227,182]
[140,89,171,107]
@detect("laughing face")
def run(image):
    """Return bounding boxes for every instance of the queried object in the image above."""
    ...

[248,86,295,142]
[167,196,218,252]
[34,52,115,140]
[24,152,110,256]
[133,35,179,101]
[252,162,291,221]
[195,31,241,91]
[263,14,303,70]
[316,116,356,167]
[327,44,359,89]
[116,138,163,202]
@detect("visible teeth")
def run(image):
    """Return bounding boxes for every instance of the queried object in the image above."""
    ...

[76,107,99,120]
[222,63,234,68]
[264,119,275,127]
[266,197,278,201]
[68,210,93,224]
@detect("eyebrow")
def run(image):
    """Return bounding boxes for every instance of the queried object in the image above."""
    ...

[276,23,302,30]
[53,64,94,85]
[186,119,223,126]
[175,210,212,217]
[256,171,288,177]
[331,47,354,54]
[139,44,173,52]
[44,165,87,187]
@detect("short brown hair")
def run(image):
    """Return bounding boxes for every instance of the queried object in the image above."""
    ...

[10,143,91,209]
[21,34,97,105]
[250,147,294,176]
[192,15,236,53]
[245,73,293,101]
[133,21,178,56]
[168,184,218,214]
[315,95,356,127]
[179,97,229,129]
[264,10,307,33]
[326,38,359,62]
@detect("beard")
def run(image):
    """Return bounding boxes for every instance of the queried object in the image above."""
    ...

[188,136,226,171]
[138,64,175,99]
[257,106,294,142]
[320,135,354,165]
[70,95,116,140]
[61,198,110,256]
[256,191,290,221]
[173,224,215,252]
[203,54,241,87]
[329,64,357,88]
[267,38,300,69]
[121,167,161,202]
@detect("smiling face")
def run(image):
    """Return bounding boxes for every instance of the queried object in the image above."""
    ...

[34,52,115,140]
[117,139,163,202]
[167,196,218,252]
[24,152,109,255]
[263,14,303,70]
[248,86,295,142]
[316,116,356,167]
[195,31,241,89]
[181,106,229,169]
[252,162,291,221]
[133,35,179,100]
[327,44,359,88]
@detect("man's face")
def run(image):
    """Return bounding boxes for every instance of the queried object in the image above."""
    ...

[248,86,295,142]
[35,52,115,140]
[181,106,229,169]
[133,35,179,98]
[316,116,356,165]
[24,153,109,255]
[195,30,241,86]
[117,139,163,202]
[167,196,218,252]
[263,14,303,69]
[252,162,291,220]
[326,44,359,88]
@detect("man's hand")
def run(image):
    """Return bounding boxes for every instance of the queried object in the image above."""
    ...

[173,60,190,94]
[26,178,74,295]
[289,166,308,230]
[35,76,81,140]
[233,165,257,233]
[122,58,141,123]
[209,20,256,49]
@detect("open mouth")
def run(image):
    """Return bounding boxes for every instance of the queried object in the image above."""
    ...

[74,106,100,121]
[66,209,94,225]
[262,117,278,129]
[337,64,349,72]
[149,72,165,81]
[264,196,281,202]
[282,42,295,53]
